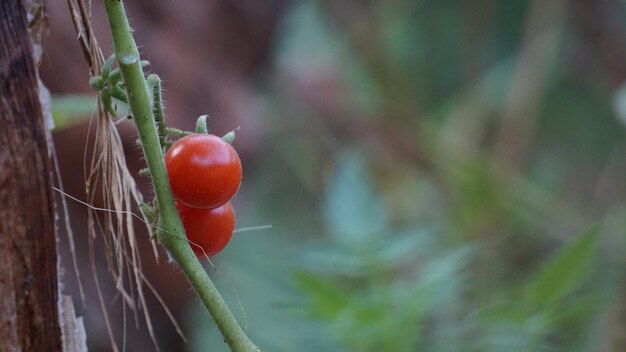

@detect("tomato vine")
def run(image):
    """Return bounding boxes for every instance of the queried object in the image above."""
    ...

[101,1,260,351]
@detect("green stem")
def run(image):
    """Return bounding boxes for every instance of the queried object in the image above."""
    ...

[102,1,259,351]
[109,85,128,102]
[146,74,167,150]
[165,127,193,137]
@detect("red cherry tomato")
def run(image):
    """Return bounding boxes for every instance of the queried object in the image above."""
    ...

[165,134,242,209]
[176,202,235,257]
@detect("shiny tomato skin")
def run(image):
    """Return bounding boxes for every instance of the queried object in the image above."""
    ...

[165,134,242,209]
[176,202,235,257]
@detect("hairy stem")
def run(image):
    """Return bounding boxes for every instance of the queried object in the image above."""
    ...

[102,1,259,351]
[166,127,193,137]
[146,74,167,150]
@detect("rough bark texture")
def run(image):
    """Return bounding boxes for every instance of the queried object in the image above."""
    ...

[0,0,62,351]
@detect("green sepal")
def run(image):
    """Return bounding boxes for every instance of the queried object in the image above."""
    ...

[109,83,128,102]
[89,76,104,91]
[222,127,239,144]
[101,54,116,79]
[100,89,115,115]
[195,114,209,134]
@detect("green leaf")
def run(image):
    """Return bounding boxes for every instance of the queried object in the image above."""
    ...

[323,152,389,248]
[294,271,351,320]
[478,302,530,324]
[525,228,598,309]
[51,95,97,129]
[547,294,608,327]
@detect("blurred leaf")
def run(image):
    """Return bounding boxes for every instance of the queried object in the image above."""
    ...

[451,159,508,233]
[52,94,97,129]
[294,271,351,320]
[276,1,339,72]
[612,82,626,126]
[323,152,389,248]
[416,247,473,310]
[477,323,547,352]
[478,302,530,325]
[298,246,368,277]
[276,1,382,115]
[331,286,425,352]
[299,229,431,276]
[540,82,621,158]
[547,294,609,327]
[525,228,597,309]
[377,229,432,267]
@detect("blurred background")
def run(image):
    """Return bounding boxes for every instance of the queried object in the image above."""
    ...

[43,0,626,351]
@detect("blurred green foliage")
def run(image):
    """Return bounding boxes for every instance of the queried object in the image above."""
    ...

[182,0,626,350]
[51,94,97,129]
[294,153,599,352]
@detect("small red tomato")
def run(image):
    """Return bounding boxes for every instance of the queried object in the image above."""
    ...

[176,202,235,257]
[165,134,242,209]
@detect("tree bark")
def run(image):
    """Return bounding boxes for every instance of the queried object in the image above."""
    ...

[0,0,62,351]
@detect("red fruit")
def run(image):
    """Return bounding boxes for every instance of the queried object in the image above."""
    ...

[176,202,235,257]
[165,134,242,209]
